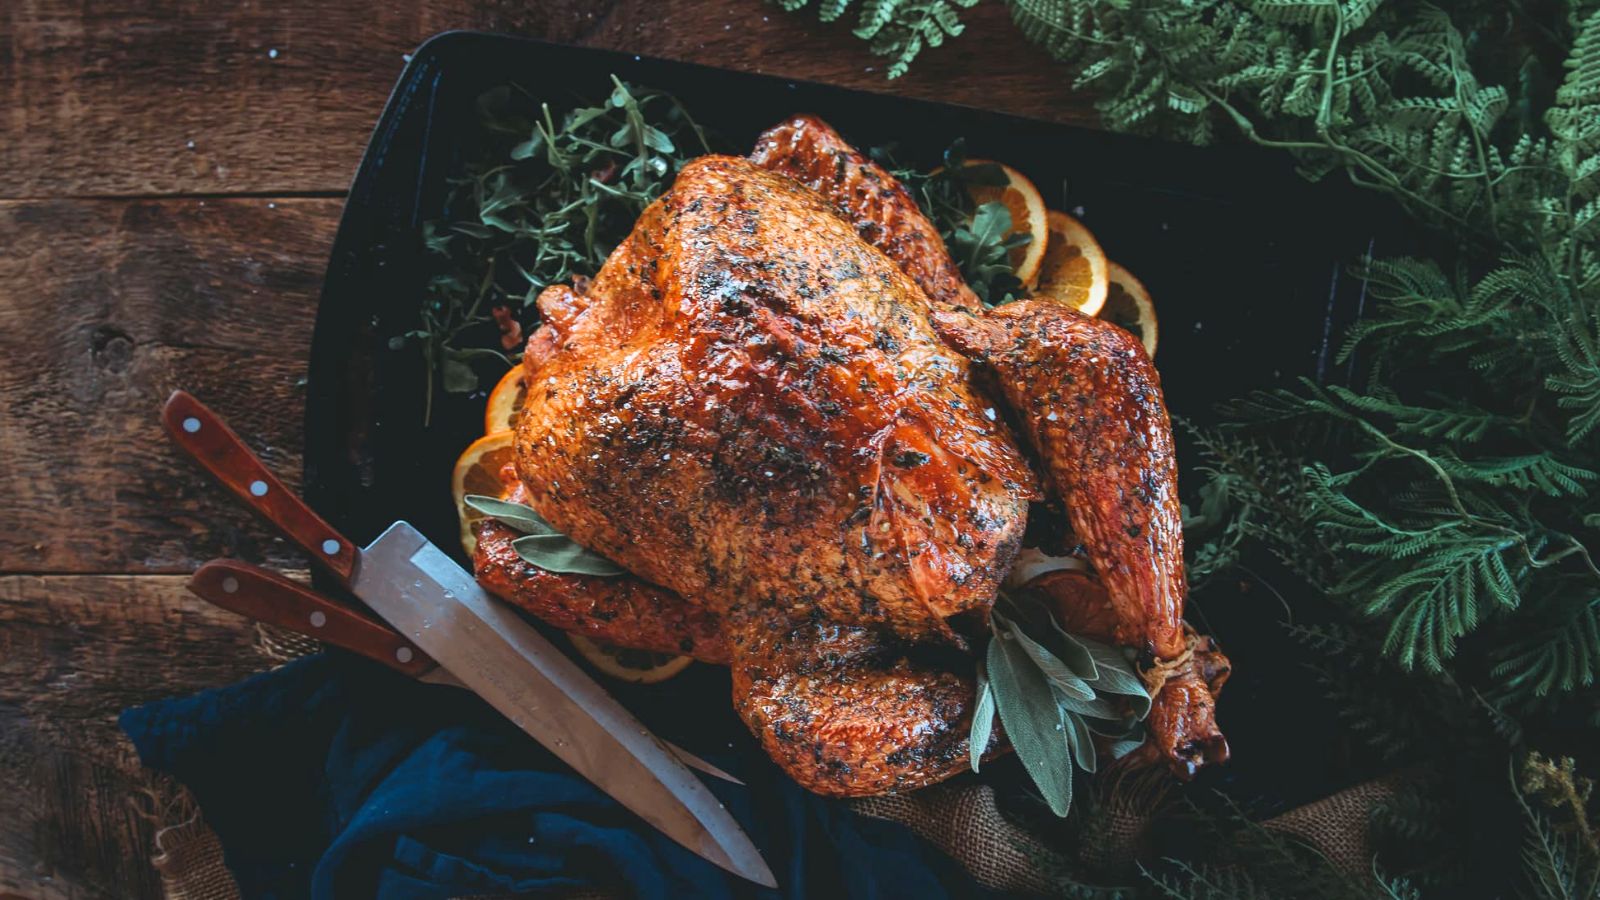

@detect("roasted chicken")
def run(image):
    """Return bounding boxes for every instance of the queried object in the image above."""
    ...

[472,115,1229,795]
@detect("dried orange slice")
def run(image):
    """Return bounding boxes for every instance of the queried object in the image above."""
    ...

[452,431,517,555]
[484,365,528,435]
[961,160,1049,288]
[1033,211,1109,316]
[568,634,693,684]
[1099,262,1159,358]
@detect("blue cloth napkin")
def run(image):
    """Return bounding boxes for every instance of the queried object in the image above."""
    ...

[120,653,998,899]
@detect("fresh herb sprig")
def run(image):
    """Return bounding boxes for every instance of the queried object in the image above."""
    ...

[973,589,1150,817]
[410,79,1031,420]
[403,77,712,422]
[877,139,1030,304]
[464,495,625,576]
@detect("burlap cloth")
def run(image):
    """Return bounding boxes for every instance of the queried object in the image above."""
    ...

[139,629,1395,898]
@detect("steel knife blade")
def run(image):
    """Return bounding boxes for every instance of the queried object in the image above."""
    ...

[181,558,744,787]
[351,522,776,889]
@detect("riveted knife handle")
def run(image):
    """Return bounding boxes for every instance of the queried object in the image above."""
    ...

[188,559,438,679]
[163,390,358,584]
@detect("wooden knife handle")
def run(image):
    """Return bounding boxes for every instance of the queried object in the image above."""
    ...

[188,559,438,679]
[163,390,357,584]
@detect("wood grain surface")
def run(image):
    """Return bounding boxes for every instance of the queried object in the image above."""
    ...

[0,2,1100,896]
[0,198,337,576]
[0,575,278,899]
[1,0,1093,199]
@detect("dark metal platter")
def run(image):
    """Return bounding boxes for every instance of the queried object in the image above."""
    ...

[304,31,1396,821]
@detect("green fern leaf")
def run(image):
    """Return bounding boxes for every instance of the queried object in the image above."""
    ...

[1547,291,1600,442]
[1434,453,1598,497]
[1249,0,1340,26]
[853,0,899,38]
[1494,597,1600,697]
[820,0,852,20]
[1359,533,1523,671]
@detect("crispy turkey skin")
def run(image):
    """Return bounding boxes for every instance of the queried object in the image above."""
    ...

[514,155,1036,644]
[472,118,1229,794]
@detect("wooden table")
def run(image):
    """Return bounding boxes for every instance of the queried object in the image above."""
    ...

[0,3,1095,896]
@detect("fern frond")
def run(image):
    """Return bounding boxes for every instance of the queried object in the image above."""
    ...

[776,0,980,77]
[768,2,1600,888]
[1301,464,1529,671]
[854,0,900,38]
[1547,10,1600,285]
[1248,0,1340,27]
[1547,284,1600,442]
[1434,453,1598,497]
[1494,594,1600,697]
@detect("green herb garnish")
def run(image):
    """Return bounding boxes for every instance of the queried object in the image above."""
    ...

[465,495,626,576]
[878,140,1028,304]
[973,590,1150,817]
[404,77,713,423]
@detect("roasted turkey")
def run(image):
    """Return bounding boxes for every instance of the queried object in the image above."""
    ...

[472,115,1229,796]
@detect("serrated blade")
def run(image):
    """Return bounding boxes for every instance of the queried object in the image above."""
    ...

[352,522,775,888]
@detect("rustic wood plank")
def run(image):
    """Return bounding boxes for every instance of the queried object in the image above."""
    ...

[0,574,275,900]
[0,198,340,574]
[0,0,1096,197]
[0,6,1109,897]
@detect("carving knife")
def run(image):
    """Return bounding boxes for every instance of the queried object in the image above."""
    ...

[185,558,742,787]
[162,390,775,888]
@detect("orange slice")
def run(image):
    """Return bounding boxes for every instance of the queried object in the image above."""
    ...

[452,431,517,555]
[568,634,693,684]
[484,365,528,435]
[1033,210,1109,316]
[1099,262,1159,358]
[962,160,1050,288]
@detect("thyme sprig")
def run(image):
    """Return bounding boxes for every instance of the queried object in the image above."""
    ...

[403,77,712,423]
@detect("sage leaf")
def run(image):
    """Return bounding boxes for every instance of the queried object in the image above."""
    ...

[1052,685,1118,720]
[988,627,1075,817]
[511,534,627,577]
[998,612,1095,700]
[1002,590,1098,678]
[969,663,996,773]
[1072,633,1151,717]
[1065,708,1098,773]
[467,496,626,576]
[1107,739,1144,760]
[1038,610,1097,677]
[974,591,1151,812]
[463,495,558,536]
[1084,717,1142,740]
